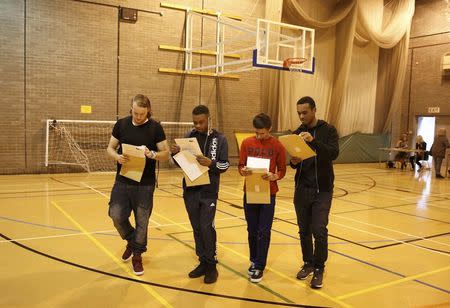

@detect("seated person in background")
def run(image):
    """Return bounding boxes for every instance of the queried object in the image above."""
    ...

[394,133,409,169]
[409,135,427,171]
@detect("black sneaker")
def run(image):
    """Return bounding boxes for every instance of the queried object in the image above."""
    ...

[250,269,263,283]
[188,262,207,278]
[296,263,314,280]
[204,264,218,284]
[247,262,256,277]
[310,268,324,289]
[436,174,445,179]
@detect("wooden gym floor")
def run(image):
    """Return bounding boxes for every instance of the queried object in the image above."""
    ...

[0,163,449,307]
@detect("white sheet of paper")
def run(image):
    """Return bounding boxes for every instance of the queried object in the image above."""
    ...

[247,157,270,171]
[173,150,209,182]
[175,138,202,156]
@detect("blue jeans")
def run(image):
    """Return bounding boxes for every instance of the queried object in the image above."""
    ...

[244,194,276,270]
[108,181,155,255]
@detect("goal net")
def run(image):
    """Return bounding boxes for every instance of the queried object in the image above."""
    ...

[45,119,193,172]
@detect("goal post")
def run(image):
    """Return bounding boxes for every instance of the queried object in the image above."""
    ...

[45,119,193,172]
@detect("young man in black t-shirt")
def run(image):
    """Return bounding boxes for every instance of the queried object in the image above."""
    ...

[107,94,169,276]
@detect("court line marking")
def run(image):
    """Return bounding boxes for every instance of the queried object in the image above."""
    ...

[77,180,351,307]
[332,214,450,248]
[50,200,173,308]
[0,233,326,308]
[330,220,450,257]
[80,182,162,227]
[337,265,450,300]
[219,183,450,253]
[151,212,352,308]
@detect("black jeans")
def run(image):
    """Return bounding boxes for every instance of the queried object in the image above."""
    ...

[244,194,276,270]
[184,191,218,264]
[294,186,332,269]
[108,181,155,255]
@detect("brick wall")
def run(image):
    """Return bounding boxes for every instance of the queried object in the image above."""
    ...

[0,0,265,174]
[401,0,450,139]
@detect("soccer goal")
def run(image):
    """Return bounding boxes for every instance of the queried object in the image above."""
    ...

[45,119,193,172]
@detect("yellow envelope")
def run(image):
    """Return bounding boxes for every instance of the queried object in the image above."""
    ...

[185,171,210,187]
[245,168,270,204]
[278,134,316,160]
[119,143,146,182]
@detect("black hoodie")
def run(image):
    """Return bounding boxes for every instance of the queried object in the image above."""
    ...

[290,120,339,192]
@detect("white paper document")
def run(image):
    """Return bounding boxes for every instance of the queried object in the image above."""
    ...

[173,150,209,182]
[175,138,203,156]
[246,157,270,171]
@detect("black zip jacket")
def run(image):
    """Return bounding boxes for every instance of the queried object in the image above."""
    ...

[290,120,339,192]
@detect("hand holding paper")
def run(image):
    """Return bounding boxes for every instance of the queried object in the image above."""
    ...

[173,150,209,182]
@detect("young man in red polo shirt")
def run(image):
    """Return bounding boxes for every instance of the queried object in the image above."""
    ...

[238,113,286,283]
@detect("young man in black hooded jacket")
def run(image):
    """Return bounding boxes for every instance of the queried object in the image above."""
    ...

[290,96,339,289]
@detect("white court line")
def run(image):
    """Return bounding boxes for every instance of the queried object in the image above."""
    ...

[330,220,450,257]
[0,205,294,244]
[0,229,114,243]
[331,214,450,248]
[81,182,109,198]
[81,182,162,227]
[219,182,450,255]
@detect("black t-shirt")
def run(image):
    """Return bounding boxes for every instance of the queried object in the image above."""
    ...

[112,116,166,185]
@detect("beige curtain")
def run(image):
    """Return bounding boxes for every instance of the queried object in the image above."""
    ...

[266,0,414,136]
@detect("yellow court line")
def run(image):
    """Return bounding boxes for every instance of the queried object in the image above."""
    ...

[337,265,450,300]
[50,201,173,308]
[152,212,352,308]
[76,180,350,307]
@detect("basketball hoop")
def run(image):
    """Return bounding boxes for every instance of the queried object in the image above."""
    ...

[283,57,307,72]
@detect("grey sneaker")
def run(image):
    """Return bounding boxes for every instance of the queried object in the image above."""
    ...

[296,263,314,280]
[250,269,263,283]
[247,262,256,276]
[310,268,324,289]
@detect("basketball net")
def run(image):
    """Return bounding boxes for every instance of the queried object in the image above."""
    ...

[283,57,307,73]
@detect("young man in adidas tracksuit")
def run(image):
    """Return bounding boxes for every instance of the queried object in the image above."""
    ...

[171,105,229,284]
